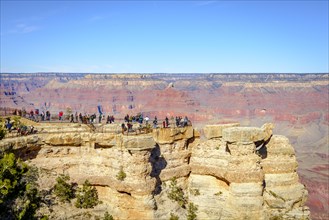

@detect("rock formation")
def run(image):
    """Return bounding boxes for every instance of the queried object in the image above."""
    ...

[0,122,310,219]
[1,73,328,218]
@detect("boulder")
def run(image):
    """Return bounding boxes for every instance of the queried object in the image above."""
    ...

[223,127,265,143]
[203,123,240,139]
[123,135,156,151]
[44,133,82,146]
[261,123,274,142]
[152,126,194,144]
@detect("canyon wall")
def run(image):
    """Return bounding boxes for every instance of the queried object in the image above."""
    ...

[0,122,310,219]
[1,73,328,218]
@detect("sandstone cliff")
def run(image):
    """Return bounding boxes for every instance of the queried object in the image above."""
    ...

[0,122,310,219]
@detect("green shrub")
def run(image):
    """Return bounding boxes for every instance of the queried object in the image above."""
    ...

[167,177,187,208]
[186,202,198,220]
[0,127,6,140]
[53,174,74,202]
[103,211,114,220]
[12,116,22,127]
[270,214,284,220]
[40,215,49,220]
[116,166,126,181]
[0,152,41,219]
[0,118,6,140]
[169,212,179,220]
[75,180,99,209]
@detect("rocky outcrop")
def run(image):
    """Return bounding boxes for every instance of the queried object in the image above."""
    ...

[0,122,310,219]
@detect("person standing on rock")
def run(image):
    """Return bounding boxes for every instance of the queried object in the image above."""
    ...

[145,116,149,125]
[99,114,102,123]
[175,116,180,127]
[121,123,127,134]
[58,111,63,121]
[153,116,158,128]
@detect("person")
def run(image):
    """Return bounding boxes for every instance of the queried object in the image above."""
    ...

[184,116,189,127]
[162,121,166,128]
[30,110,34,120]
[165,117,169,128]
[153,116,158,128]
[99,114,102,123]
[145,116,149,125]
[75,112,78,123]
[121,123,127,134]
[176,116,180,127]
[41,111,45,121]
[127,122,133,132]
[5,119,13,131]
[70,114,74,123]
[124,114,129,122]
[79,113,83,123]
[139,115,143,124]
[46,111,51,121]
[59,111,63,121]
[22,109,27,118]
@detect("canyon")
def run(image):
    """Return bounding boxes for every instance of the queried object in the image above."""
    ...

[0,73,328,219]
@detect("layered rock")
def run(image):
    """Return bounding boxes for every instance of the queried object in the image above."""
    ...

[0,122,310,219]
[189,123,309,219]
[261,135,309,219]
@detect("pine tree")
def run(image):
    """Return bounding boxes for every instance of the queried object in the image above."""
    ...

[0,153,40,219]
[75,180,99,209]
[53,174,74,202]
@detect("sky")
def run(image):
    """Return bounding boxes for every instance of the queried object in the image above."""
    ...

[0,1,328,73]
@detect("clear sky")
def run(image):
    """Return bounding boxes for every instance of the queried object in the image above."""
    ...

[0,1,328,73]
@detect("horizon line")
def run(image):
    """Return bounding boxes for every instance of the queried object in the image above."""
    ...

[1,72,328,75]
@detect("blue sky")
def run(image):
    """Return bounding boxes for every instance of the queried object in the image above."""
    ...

[1,1,328,73]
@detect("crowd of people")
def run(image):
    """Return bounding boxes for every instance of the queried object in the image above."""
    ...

[3,117,37,136]
[1,109,193,139]
[120,114,191,134]
[13,109,51,121]
[10,108,191,131]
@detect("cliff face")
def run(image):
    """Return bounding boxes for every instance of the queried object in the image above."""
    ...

[0,122,310,219]
[1,73,328,124]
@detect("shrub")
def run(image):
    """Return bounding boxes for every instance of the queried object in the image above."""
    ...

[103,211,114,220]
[0,152,41,219]
[53,174,74,202]
[167,177,187,208]
[186,202,198,220]
[0,126,6,140]
[116,166,126,181]
[12,116,22,127]
[0,118,6,140]
[75,180,99,209]
[169,212,179,220]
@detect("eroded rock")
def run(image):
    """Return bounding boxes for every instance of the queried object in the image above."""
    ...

[0,122,310,219]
